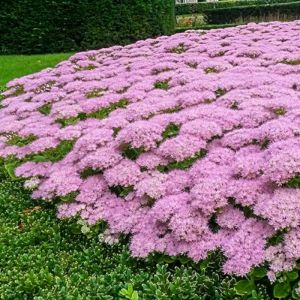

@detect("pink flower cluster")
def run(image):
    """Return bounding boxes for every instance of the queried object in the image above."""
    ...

[1,21,300,279]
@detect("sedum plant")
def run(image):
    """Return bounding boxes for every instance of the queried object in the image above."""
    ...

[0,21,300,285]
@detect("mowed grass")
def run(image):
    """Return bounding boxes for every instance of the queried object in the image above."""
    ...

[0,53,73,86]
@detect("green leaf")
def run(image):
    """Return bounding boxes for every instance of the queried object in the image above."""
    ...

[215,88,227,97]
[178,256,190,264]
[273,282,291,299]
[250,267,267,279]
[284,176,300,188]
[127,283,133,295]
[60,192,78,203]
[4,162,20,180]
[7,134,37,147]
[287,271,298,281]
[131,291,138,300]
[234,280,255,296]
[38,103,52,115]
[162,123,181,140]
[109,185,134,198]
[80,167,103,179]
[199,259,210,271]
[31,155,48,162]
[69,223,82,235]
[119,288,127,296]
[154,80,169,90]
[81,225,90,234]
[160,256,176,264]
[121,144,144,160]
[157,149,207,173]
[292,288,300,300]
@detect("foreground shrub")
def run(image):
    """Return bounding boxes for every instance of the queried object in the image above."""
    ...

[0,176,246,299]
[1,21,300,284]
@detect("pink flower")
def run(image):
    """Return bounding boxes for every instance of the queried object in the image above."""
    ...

[158,135,206,161]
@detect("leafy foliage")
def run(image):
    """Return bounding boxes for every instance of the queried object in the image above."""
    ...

[6,134,37,147]
[175,0,297,15]
[0,175,258,299]
[284,176,300,188]
[154,80,170,90]
[38,103,52,115]
[157,149,207,172]
[161,123,181,139]
[109,185,134,198]
[57,99,129,127]
[30,140,76,162]
[121,144,145,160]
[204,2,300,25]
[2,161,300,299]
[0,0,175,54]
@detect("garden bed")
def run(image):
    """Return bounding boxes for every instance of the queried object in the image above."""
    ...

[1,20,300,299]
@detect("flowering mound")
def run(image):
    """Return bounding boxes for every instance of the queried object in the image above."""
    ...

[1,21,300,279]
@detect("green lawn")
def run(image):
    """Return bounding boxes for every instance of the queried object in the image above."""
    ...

[0,53,72,86]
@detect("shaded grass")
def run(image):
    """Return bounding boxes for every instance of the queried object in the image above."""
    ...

[0,53,72,86]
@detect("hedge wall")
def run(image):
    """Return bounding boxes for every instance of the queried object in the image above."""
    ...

[203,1,300,24]
[175,0,300,15]
[174,23,238,32]
[0,0,175,54]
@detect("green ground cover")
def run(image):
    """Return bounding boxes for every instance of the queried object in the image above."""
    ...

[0,174,246,299]
[0,53,72,86]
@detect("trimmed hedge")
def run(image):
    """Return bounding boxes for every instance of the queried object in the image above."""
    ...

[176,0,300,15]
[0,0,175,54]
[204,1,300,24]
[175,23,238,32]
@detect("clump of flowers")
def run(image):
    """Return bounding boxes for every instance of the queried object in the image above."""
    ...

[1,21,300,281]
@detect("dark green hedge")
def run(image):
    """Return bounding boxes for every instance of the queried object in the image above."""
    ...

[176,0,300,15]
[175,23,238,33]
[203,1,300,24]
[0,0,175,54]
